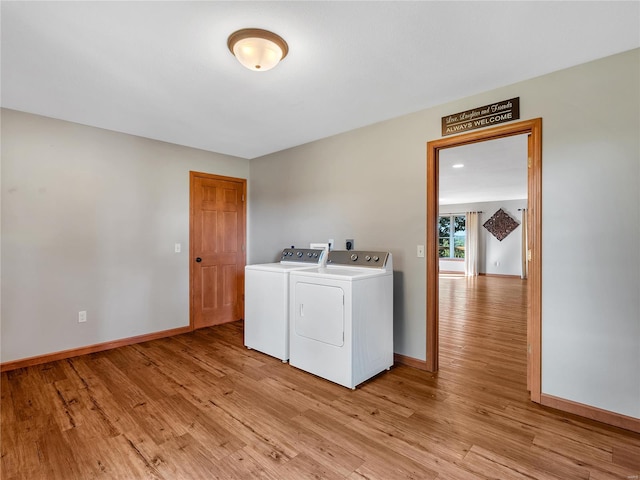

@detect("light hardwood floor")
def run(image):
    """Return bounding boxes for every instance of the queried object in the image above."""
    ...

[2,276,639,479]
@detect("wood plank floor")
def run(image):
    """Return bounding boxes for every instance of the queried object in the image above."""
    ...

[2,276,639,479]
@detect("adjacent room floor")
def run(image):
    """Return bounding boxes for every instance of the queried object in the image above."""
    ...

[2,276,639,479]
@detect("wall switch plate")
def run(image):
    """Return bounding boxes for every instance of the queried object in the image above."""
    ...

[417,245,425,258]
[175,243,181,253]
[78,311,87,323]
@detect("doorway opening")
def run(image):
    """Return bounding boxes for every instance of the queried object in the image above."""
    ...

[426,119,542,402]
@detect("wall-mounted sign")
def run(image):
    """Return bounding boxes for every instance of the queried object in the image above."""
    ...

[442,97,520,136]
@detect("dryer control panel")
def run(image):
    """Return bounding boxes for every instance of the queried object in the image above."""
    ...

[280,248,325,264]
[326,250,390,268]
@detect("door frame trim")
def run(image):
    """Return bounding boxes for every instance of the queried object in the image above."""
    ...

[189,171,247,330]
[426,118,542,403]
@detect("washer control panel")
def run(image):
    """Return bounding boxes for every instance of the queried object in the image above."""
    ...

[327,250,390,268]
[280,248,324,264]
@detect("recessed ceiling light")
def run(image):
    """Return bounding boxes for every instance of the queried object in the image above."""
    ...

[227,28,289,72]
[452,164,464,169]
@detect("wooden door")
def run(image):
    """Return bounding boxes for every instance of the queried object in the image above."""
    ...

[526,126,543,403]
[190,172,246,329]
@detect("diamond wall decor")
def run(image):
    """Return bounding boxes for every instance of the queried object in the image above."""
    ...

[483,208,519,241]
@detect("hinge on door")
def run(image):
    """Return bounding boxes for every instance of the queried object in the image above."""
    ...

[242,194,245,202]
[527,249,532,261]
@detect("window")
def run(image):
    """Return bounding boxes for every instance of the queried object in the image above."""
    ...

[438,214,466,259]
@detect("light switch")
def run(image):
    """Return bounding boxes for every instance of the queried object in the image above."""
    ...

[417,245,425,258]
[175,243,181,253]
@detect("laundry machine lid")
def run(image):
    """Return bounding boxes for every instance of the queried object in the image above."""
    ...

[245,262,321,272]
[246,247,326,272]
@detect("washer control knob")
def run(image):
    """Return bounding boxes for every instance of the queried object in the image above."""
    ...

[373,255,380,262]
[288,251,293,256]
[365,255,372,261]
[350,253,358,261]
[313,252,318,258]
[297,251,303,257]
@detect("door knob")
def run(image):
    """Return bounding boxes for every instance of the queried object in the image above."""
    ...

[195,257,202,263]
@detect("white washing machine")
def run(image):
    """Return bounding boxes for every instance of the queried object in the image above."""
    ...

[288,250,393,389]
[244,248,325,362]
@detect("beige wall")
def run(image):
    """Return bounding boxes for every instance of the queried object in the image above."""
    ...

[1,109,249,362]
[249,49,640,418]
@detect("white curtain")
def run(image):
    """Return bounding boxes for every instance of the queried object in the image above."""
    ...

[521,208,528,279]
[465,211,479,277]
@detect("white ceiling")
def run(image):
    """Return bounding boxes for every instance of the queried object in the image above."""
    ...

[439,134,528,205]
[1,2,638,161]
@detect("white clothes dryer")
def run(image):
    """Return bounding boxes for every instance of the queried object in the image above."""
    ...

[244,248,325,362]
[288,250,393,389]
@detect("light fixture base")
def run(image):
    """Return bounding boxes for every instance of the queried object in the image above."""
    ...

[227,28,289,71]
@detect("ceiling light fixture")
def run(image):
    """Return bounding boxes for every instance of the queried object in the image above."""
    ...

[452,164,465,168]
[227,28,289,72]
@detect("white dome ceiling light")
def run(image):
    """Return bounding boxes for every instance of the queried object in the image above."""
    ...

[227,28,289,72]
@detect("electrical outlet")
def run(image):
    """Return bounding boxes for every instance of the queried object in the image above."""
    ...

[417,245,425,257]
[328,239,334,251]
[346,239,354,250]
[78,311,87,323]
